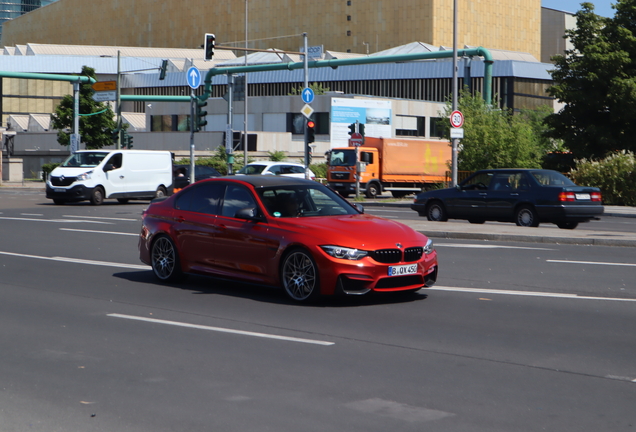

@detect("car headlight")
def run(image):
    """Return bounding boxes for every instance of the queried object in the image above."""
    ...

[424,238,435,255]
[76,170,93,181]
[320,245,368,260]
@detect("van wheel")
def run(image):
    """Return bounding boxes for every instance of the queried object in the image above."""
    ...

[89,187,104,206]
[155,186,168,199]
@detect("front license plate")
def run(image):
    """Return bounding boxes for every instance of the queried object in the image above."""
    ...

[55,188,65,193]
[388,264,418,276]
[575,193,590,200]
[335,183,343,187]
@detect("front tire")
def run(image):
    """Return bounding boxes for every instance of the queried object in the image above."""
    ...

[515,205,539,227]
[151,236,183,282]
[281,248,319,302]
[426,201,448,222]
[365,182,380,199]
[89,186,104,206]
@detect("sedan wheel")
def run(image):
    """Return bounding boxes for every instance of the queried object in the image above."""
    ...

[151,236,183,281]
[426,201,448,222]
[515,205,539,227]
[281,249,319,302]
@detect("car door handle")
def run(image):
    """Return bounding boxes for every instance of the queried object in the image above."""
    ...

[479,192,487,196]
[119,175,125,179]
[511,193,519,196]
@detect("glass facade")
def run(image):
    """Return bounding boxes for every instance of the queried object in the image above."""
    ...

[0,0,57,41]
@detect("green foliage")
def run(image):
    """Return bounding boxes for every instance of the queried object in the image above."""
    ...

[439,90,550,171]
[267,150,287,161]
[309,162,327,179]
[176,146,253,175]
[288,82,330,96]
[546,2,636,159]
[570,151,636,206]
[50,66,117,150]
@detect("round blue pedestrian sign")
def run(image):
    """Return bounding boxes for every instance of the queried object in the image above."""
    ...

[301,87,315,104]
[186,66,202,89]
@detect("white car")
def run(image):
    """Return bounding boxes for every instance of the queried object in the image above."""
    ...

[237,162,315,180]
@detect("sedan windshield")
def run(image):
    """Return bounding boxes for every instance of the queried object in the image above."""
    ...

[258,185,359,217]
[61,152,108,168]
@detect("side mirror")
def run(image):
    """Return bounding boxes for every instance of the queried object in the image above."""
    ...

[354,203,364,213]
[235,207,262,221]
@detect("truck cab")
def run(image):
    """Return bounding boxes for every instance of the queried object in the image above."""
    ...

[327,147,379,198]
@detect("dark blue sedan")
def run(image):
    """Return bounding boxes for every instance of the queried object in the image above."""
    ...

[411,169,604,229]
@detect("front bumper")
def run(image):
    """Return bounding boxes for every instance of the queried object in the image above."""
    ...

[46,184,93,202]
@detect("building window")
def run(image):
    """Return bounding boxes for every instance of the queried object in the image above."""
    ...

[347,0,351,5]
[151,115,191,132]
[429,117,444,138]
[347,15,351,21]
[347,30,351,36]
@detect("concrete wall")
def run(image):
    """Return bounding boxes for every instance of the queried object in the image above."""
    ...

[3,0,542,61]
[541,8,576,63]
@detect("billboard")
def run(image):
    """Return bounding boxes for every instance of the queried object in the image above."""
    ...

[330,98,392,147]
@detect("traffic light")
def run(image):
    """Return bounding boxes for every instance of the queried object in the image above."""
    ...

[195,97,208,132]
[159,59,168,80]
[306,120,316,144]
[110,128,120,142]
[359,123,365,137]
[204,33,215,60]
[126,133,134,149]
[348,123,356,136]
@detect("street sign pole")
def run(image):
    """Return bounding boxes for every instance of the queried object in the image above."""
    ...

[190,92,196,184]
[451,0,459,187]
[303,32,310,177]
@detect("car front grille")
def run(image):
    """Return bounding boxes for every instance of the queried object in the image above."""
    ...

[50,176,76,187]
[370,247,424,264]
[331,172,350,180]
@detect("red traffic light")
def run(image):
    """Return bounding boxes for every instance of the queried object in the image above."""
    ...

[307,120,315,128]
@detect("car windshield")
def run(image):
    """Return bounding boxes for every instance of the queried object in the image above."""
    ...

[329,150,356,167]
[61,152,108,168]
[257,184,359,218]
[237,165,266,175]
[531,170,576,187]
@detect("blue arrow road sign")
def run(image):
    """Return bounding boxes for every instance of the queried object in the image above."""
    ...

[187,67,201,89]
[301,87,315,104]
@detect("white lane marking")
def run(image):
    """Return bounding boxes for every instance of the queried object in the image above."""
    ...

[20,213,43,216]
[429,286,636,302]
[547,259,636,268]
[437,243,555,250]
[63,215,139,222]
[0,250,149,270]
[108,314,335,346]
[60,228,138,237]
[0,216,111,224]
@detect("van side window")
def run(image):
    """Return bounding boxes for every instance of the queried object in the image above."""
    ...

[106,153,122,170]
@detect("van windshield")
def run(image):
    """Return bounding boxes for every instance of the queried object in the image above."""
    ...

[61,152,108,168]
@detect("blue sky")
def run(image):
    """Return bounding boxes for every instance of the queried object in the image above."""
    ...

[542,0,614,17]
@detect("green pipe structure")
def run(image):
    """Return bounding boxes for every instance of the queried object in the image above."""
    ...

[201,46,494,104]
[0,71,96,83]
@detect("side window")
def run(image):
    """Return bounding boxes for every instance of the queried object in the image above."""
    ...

[268,165,281,175]
[221,184,256,218]
[175,182,224,215]
[490,174,512,191]
[462,172,492,190]
[105,153,122,169]
[287,165,304,174]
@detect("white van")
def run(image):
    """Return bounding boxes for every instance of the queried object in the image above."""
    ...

[46,150,174,205]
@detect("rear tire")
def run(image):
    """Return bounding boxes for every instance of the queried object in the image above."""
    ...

[151,236,183,282]
[515,205,539,227]
[281,248,319,302]
[556,221,579,230]
[89,186,104,206]
[155,186,168,199]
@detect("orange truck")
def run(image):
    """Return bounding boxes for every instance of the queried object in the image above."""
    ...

[327,137,451,198]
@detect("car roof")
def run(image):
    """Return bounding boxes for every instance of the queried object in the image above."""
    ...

[204,175,318,188]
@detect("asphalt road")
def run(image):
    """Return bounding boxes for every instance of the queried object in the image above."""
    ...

[1,190,635,431]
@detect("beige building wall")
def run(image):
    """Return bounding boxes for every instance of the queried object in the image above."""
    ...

[541,8,575,63]
[3,0,541,60]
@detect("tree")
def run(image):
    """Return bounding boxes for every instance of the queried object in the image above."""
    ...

[50,66,117,149]
[546,1,636,159]
[439,91,550,171]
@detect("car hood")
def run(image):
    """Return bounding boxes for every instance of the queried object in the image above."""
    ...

[275,213,428,249]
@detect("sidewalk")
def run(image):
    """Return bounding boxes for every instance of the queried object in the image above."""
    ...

[3,181,636,247]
